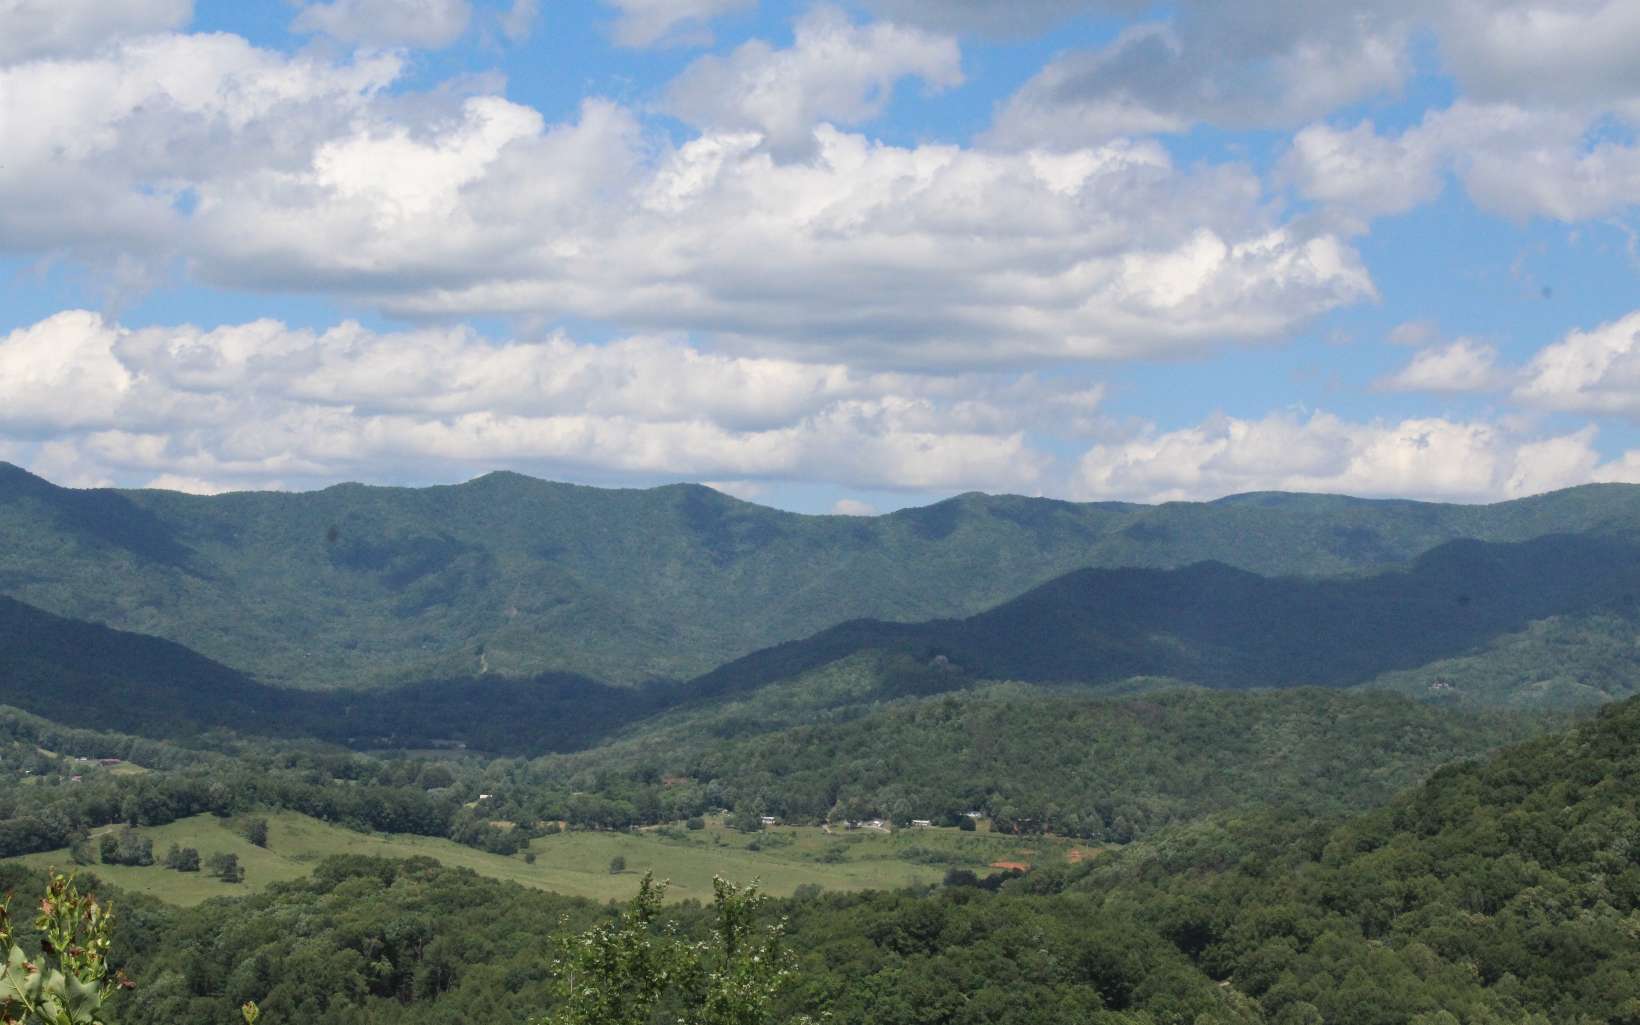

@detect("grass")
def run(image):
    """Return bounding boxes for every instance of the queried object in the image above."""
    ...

[10,812,1088,907]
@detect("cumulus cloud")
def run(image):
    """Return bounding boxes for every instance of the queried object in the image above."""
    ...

[0,311,1090,494]
[988,4,1412,147]
[0,0,192,64]
[1074,411,1636,503]
[1286,102,1640,224]
[0,32,400,275]
[292,0,472,49]
[0,29,1372,367]
[1379,338,1507,393]
[1439,0,1640,111]
[663,6,963,156]
[1514,310,1640,416]
[604,0,753,47]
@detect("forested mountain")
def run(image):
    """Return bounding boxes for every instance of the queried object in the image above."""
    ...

[6,461,1640,687]
[0,596,659,751]
[5,531,1638,754]
[694,533,1640,697]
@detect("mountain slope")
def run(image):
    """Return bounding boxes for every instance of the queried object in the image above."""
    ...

[7,462,1640,687]
[693,533,1640,695]
[532,681,1552,840]
[0,597,659,751]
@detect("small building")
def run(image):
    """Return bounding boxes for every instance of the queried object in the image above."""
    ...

[965,811,982,819]
[759,815,778,826]
[911,819,933,828]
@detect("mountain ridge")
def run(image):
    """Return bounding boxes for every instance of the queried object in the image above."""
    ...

[7,460,1640,688]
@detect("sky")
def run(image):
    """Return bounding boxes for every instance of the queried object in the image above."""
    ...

[3,0,1640,514]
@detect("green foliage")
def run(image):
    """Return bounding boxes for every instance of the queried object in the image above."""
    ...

[542,684,1550,841]
[97,830,151,868]
[241,819,267,849]
[0,872,130,1025]
[206,853,242,884]
[161,845,200,873]
[539,874,813,1025]
[607,856,625,875]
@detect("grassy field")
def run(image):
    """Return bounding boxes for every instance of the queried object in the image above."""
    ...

[11,812,1093,907]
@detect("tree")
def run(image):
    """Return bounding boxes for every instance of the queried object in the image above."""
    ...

[208,852,243,883]
[538,874,817,1025]
[0,871,133,1025]
[100,828,153,867]
[243,818,268,848]
[164,844,201,872]
[608,855,626,875]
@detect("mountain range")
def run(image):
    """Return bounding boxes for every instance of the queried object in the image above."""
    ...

[6,460,1640,692]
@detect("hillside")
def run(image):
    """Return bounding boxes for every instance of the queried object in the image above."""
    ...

[0,596,659,751]
[694,533,1640,696]
[55,694,1640,1025]
[5,531,1637,754]
[528,680,1553,840]
[6,462,1640,687]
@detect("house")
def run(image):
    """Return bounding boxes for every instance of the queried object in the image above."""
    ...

[911,819,933,828]
[759,815,778,825]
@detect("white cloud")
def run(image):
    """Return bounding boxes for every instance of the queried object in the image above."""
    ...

[1073,411,1631,503]
[0,0,192,64]
[988,6,1411,147]
[1388,320,1440,346]
[1280,119,1445,225]
[1379,338,1507,393]
[1515,310,1640,416]
[1438,0,1640,111]
[498,0,539,42]
[1289,102,1640,225]
[664,6,963,156]
[0,32,400,276]
[860,0,1143,37]
[0,311,1090,494]
[604,0,753,47]
[292,0,472,49]
[831,498,877,515]
[0,30,1372,368]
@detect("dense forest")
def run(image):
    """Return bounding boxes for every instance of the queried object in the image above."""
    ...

[8,693,1633,1025]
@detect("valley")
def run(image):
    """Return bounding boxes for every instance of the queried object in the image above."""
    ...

[3,468,1638,1024]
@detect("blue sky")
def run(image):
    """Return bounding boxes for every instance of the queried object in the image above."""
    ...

[3,0,1640,513]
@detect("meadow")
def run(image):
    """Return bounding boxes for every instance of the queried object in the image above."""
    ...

[13,811,1093,906]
